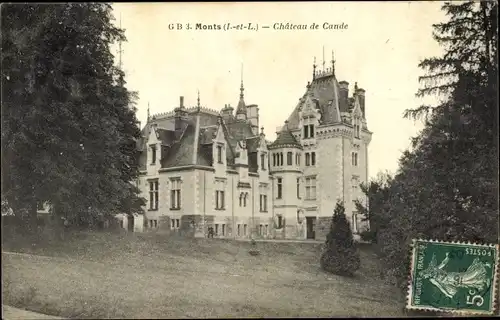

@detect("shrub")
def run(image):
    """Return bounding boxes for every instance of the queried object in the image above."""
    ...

[320,200,360,277]
[359,230,377,243]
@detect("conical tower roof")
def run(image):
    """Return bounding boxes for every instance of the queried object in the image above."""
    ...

[269,121,302,150]
[235,79,247,116]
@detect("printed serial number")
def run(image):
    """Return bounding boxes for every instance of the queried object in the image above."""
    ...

[466,248,493,256]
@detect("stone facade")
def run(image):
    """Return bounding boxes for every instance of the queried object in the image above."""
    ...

[134,58,372,241]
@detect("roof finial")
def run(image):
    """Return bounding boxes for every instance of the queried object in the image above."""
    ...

[331,50,335,76]
[240,62,244,99]
[322,46,326,72]
[354,82,359,91]
[147,102,150,121]
[197,89,201,111]
[312,56,317,80]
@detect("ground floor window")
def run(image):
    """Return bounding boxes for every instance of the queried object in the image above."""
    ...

[214,223,226,236]
[171,218,180,230]
[149,219,158,228]
[243,224,248,236]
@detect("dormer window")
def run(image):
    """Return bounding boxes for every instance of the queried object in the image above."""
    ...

[303,124,315,139]
[150,145,157,164]
[260,153,266,170]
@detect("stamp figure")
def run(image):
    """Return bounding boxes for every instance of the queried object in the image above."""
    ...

[407,239,499,315]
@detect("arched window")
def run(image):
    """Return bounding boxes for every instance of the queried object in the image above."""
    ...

[280,153,284,166]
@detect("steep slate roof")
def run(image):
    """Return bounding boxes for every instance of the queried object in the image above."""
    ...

[269,121,303,150]
[285,72,346,131]
[138,107,261,172]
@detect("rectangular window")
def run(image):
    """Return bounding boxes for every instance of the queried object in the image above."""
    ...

[287,152,293,165]
[150,220,158,228]
[305,177,317,200]
[309,124,314,138]
[273,153,276,166]
[171,218,180,230]
[261,153,266,170]
[311,152,316,166]
[297,178,300,199]
[352,152,358,167]
[217,145,223,163]
[222,224,226,236]
[259,224,263,235]
[149,179,159,210]
[215,224,219,236]
[150,145,157,164]
[280,153,283,166]
[237,224,241,236]
[303,125,309,139]
[215,186,225,210]
[277,178,283,199]
[243,224,248,236]
[265,224,268,235]
[170,179,181,209]
[305,153,310,166]
[259,194,268,212]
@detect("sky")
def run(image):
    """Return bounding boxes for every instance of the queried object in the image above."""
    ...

[111,1,446,179]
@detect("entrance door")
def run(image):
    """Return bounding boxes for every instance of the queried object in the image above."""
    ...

[306,217,316,239]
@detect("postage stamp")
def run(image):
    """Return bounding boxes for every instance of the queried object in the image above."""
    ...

[407,239,499,315]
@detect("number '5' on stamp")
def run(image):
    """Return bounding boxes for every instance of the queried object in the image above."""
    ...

[407,239,499,315]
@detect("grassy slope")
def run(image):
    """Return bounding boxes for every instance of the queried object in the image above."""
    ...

[2,231,404,318]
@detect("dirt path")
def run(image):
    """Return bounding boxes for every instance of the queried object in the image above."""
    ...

[2,305,64,319]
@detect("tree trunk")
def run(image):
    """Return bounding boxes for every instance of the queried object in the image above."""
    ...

[23,200,39,235]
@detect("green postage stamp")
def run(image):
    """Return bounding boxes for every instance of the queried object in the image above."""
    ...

[407,239,499,315]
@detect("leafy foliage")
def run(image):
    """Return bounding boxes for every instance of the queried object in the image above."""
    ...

[362,1,498,295]
[320,201,360,277]
[1,4,145,232]
[354,171,393,244]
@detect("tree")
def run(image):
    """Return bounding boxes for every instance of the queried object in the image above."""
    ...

[1,4,145,232]
[354,171,393,244]
[320,200,360,277]
[370,1,498,295]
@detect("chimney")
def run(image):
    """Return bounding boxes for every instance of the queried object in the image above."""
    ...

[356,88,366,116]
[338,81,349,111]
[174,96,188,139]
[179,96,184,108]
[221,103,234,121]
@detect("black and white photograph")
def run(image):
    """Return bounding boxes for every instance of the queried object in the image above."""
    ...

[1,1,498,318]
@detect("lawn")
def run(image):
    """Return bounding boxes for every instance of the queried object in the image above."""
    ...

[2,230,404,318]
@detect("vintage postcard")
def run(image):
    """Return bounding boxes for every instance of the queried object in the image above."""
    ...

[2,1,498,319]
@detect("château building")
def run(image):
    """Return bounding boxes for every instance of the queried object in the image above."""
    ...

[129,56,372,240]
